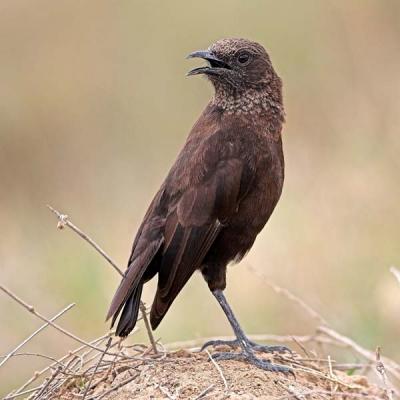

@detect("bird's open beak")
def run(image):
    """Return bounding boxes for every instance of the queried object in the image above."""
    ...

[186,50,230,76]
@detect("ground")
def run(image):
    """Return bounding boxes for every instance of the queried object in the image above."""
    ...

[55,346,387,400]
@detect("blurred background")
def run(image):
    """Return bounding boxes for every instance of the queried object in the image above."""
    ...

[1,0,399,394]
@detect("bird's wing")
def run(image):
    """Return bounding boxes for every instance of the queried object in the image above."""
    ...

[106,191,166,324]
[150,152,253,329]
[107,127,255,334]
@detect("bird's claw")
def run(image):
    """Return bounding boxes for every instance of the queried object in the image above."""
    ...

[201,339,240,352]
[210,351,292,374]
[247,341,292,355]
[201,338,292,355]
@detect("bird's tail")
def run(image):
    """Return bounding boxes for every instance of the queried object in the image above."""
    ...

[112,283,143,337]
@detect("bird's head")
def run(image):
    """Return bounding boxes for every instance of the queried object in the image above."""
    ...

[187,38,278,94]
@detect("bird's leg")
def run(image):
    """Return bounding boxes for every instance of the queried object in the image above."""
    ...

[201,289,291,373]
[202,289,290,354]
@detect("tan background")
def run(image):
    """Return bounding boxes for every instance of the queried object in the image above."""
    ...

[1,0,399,394]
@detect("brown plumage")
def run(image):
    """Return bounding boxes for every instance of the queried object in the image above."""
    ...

[106,38,286,369]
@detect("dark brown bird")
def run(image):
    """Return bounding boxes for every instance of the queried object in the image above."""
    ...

[107,38,289,372]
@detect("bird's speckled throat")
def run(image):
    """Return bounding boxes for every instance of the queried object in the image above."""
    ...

[211,81,285,123]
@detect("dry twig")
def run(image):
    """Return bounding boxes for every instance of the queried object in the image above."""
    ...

[82,337,112,399]
[47,205,123,276]
[47,205,157,353]
[0,285,121,357]
[34,365,62,399]
[194,384,215,400]
[86,372,140,400]
[7,332,108,398]
[318,326,400,383]
[376,346,395,400]
[205,349,229,393]
[1,352,79,375]
[0,303,75,368]
[3,386,43,400]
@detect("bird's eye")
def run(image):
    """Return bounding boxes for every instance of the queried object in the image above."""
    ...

[237,52,251,65]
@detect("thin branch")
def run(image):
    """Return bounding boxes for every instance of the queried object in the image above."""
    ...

[318,326,400,382]
[0,352,78,375]
[34,365,62,400]
[194,384,215,400]
[376,346,395,400]
[8,332,111,398]
[291,335,311,358]
[86,372,139,400]
[104,346,121,380]
[82,337,112,399]
[47,205,123,277]
[47,205,157,353]
[0,303,75,368]
[139,301,158,354]
[0,285,122,357]
[3,386,43,400]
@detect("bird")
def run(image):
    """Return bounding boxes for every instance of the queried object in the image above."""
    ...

[106,38,290,373]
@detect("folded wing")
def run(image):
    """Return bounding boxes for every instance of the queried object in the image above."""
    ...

[107,131,254,336]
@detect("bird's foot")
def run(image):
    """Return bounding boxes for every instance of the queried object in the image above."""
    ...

[210,351,292,374]
[246,339,292,355]
[201,338,240,351]
[201,337,291,355]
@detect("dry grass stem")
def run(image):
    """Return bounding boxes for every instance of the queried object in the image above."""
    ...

[47,205,157,353]
[3,385,43,400]
[376,346,395,400]
[7,331,113,397]
[0,302,75,369]
[318,326,400,383]
[0,284,123,358]
[194,384,215,400]
[139,301,158,354]
[205,349,229,393]
[82,337,112,399]
[47,205,123,277]
[34,365,63,399]
[86,372,140,400]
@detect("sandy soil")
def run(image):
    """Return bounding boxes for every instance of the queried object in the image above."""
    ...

[57,346,387,400]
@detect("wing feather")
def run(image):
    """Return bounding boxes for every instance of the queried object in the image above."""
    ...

[107,125,256,335]
[150,221,222,329]
[106,237,163,322]
[150,158,245,329]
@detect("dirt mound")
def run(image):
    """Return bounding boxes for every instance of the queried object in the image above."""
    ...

[56,346,387,400]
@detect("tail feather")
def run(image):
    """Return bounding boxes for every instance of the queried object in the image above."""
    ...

[114,283,143,337]
[106,237,163,337]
